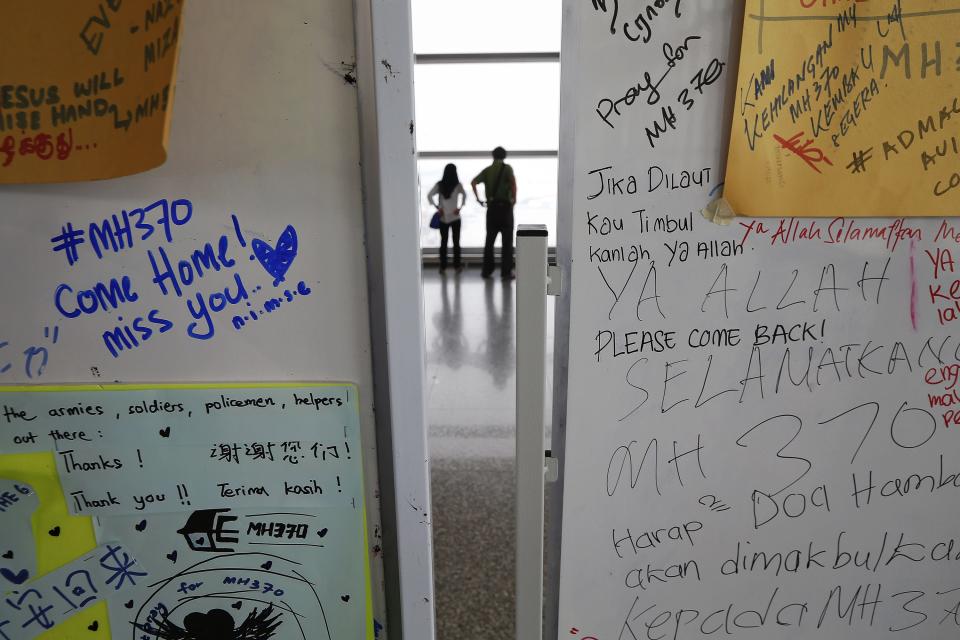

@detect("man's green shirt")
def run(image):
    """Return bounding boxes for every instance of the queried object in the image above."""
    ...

[474,160,514,204]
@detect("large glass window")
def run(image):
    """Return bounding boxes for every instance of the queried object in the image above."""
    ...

[415,63,560,153]
[413,1,561,250]
[418,157,558,249]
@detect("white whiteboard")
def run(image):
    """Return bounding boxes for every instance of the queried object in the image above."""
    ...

[555,2,960,638]
[0,0,388,634]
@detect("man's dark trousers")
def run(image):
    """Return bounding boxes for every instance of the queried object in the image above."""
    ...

[482,201,514,278]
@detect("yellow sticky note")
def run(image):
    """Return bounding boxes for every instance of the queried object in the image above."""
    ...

[0,453,108,638]
[0,0,184,184]
[725,0,960,217]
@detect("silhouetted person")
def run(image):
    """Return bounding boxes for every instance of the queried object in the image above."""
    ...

[471,146,517,280]
[428,163,466,273]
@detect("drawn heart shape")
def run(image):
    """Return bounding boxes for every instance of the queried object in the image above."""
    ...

[252,225,298,286]
[48,526,61,537]
[317,528,329,538]
[341,595,350,603]
[88,620,99,631]
[166,550,178,563]
[135,519,147,532]
[260,560,273,570]
[124,600,134,609]
[183,609,234,634]
[159,427,171,438]
[231,601,242,610]
[0,568,29,585]
[1,550,12,559]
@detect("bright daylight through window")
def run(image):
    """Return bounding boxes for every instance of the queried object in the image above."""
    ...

[412,0,561,249]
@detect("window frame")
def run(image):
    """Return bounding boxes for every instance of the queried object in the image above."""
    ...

[415,52,560,251]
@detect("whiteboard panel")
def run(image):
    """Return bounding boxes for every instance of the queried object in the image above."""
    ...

[556,2,960,638]
[0,1,386,636]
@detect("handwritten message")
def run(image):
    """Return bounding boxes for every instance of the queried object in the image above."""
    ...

[45,199,310,361]
[557,1,960,639]
[0,0,184,183]
[724,0,960,217]
[0,385,362,515]
[96,507,369,640]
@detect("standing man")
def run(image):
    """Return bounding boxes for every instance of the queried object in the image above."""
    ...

[472,146,517,280]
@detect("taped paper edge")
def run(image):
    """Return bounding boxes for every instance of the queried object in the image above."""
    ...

[701,197,738,226]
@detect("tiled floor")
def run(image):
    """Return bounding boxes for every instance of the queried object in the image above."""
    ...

[422,266,554,639]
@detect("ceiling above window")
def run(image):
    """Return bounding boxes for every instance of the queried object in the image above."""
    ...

[411,0,561,55]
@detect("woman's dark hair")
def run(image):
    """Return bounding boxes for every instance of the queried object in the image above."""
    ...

[439,163,459,199]
[493,146,507,160]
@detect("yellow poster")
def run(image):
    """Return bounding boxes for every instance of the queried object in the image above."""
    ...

[0,0,184,184]
[725,0,960,217]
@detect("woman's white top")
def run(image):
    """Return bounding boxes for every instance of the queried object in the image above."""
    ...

[427,182,466,224]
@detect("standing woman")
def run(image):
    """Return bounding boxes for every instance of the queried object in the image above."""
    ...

[428,163,466,272]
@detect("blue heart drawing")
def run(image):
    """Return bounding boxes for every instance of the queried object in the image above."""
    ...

[0,567,29,585]
[252,225,298,287]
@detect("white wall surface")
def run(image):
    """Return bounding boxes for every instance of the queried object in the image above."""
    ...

[0,0,388,631]
[554,2,960,639]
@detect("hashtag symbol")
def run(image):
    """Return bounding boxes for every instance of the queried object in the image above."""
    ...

[50,223,86,266]
[846,147,874,174]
